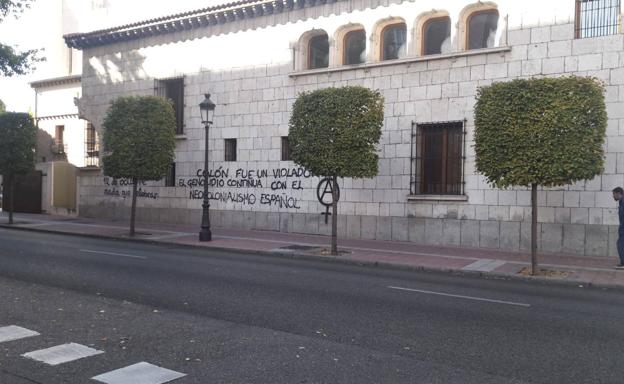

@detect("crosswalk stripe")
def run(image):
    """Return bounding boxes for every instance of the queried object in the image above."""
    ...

[0,326,40,343]
[22,343,104,365]
[92,362,186,384]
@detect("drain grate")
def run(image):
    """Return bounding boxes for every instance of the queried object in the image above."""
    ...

[279,244,320,251]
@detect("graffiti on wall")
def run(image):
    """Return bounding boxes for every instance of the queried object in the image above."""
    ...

[101,167,312,210]
[182,167,312,210]
[103,178,159,199]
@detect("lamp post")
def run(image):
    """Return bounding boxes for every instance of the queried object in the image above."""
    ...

[199,93,216,242]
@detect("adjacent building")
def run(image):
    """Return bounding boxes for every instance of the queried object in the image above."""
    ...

[65,0,624,257]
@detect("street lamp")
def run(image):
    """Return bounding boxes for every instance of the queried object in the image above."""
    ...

[199,93,216,242]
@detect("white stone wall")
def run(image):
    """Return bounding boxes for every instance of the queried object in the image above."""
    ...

[35,83,86,167]
[77,0,624,256]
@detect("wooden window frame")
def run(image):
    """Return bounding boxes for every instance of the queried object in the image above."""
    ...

[281,136,292,161]
[421,16,451,56]
[55,125,65,146]
[343,29,366,65]
[380,22,407,61]
[224,139,237,162]
[466,9,499,50]
[308,33,329,69]
[156,77,185,135]
[165,162,176,187]
[410,120,465,196]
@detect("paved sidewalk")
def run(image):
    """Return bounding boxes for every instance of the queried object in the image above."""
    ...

[2,212,624,289]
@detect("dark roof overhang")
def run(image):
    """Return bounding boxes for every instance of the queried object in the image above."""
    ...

[64,0,341,50]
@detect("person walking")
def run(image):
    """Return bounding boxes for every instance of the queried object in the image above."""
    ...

[614,187,624,269]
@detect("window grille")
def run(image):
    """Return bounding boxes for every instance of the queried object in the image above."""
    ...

[576,0,621,38]
[85,122,100,167]
[224,139,237,162]
[155,77,184,134]
[410,120,466,195]
[281,136,292,161]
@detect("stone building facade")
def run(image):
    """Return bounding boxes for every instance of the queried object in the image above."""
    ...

[66,0,624,257]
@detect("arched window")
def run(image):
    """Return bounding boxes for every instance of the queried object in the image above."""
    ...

[467,10,498,50]
[343,29,366,65]
[308,33,329,69]
[381,23,407,60]
[422,16,451,55]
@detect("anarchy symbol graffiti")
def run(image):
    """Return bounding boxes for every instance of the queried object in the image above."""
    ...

[316,177,340,224]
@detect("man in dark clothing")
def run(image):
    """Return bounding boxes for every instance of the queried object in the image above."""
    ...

[614,187,624,269]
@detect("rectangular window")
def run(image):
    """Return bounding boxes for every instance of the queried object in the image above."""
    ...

[55,125,64,146]
[156,77,184,134]
[576,0,621,38]
[281,136,292,161]
[224,139,237,162]
[165,162,176,187]
[410,121,465,195]
[85,122,100,167]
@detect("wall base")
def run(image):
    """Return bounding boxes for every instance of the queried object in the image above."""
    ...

[78,205,620,258]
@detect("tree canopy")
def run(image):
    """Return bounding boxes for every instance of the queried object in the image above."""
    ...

[474,77,607,189]
[1,0,41,77]
[289,86,384,255]
[289,86,384,178]
[0,111,36,176]
[474,76,606,275]
[102,96,176,180]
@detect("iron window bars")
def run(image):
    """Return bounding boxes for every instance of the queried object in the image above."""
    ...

[410,120,466,196]
[576,0,621,38]
[85,122,100,167]
[155,77,185,135]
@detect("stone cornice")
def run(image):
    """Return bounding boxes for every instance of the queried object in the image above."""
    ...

[30,75,82,89]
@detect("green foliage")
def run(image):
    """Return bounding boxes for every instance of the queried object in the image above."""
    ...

[0,0,33,21]
[474,77,607,188]
[289,86,384,178]
[0,112,36,176]
[0,0,42,77]
[0,98,5,113]
[102,96,176,181]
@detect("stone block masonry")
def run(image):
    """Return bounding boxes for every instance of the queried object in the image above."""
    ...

[75,0,624,258]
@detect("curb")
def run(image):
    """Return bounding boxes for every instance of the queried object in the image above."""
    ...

[1,223,621,292]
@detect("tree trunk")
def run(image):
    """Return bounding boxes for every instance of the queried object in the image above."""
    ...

[531,183,538,276]
[130,178,138,237]
[331,175,338,256]
[8,174,15,225]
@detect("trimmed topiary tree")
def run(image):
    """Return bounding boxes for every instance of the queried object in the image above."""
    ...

[289,86,384,255]
[474,77,606,275]
[0,112,36,224]
[102,96,176,236]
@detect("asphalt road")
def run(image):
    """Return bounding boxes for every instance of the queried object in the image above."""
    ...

[0,228,623,383]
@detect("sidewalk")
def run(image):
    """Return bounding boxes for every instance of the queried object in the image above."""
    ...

[2,212,624,290]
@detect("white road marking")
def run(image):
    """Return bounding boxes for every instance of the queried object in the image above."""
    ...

[387,286,531,307]
[462,259,507,272]
[80,249,148,259]
[0,326,40,343]
[92,362,186,384]
[22,343,104,365]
